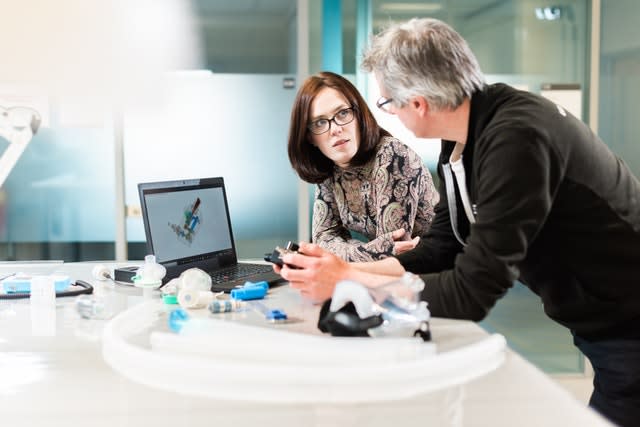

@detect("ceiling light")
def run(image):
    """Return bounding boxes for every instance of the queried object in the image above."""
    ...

[535,7,562,20]
[379,3,443,14]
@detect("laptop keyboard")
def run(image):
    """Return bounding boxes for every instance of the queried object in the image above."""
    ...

[208,263,272,284]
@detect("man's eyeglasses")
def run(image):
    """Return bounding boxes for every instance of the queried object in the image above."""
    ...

[308,107,355,135]
[376,97,394,113]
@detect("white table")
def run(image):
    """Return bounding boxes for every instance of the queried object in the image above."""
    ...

[0,262,612,427]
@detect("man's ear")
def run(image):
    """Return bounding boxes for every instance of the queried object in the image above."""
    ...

[410,96,429,118]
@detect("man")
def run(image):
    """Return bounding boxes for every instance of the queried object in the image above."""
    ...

[275,18,640,426]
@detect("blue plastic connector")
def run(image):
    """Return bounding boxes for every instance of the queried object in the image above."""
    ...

[243,281,269,291]
[230,284,267,300]
[168,308,190,333]
[265,309,288,321]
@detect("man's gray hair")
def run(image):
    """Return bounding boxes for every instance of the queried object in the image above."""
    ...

[361,18,485,110]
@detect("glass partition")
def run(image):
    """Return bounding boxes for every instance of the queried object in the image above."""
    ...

[371,0,589,111]
[1,0,301,262]
[0,108,116,261]
[121,0,302,259]
[191,0,297,74]
[599,0,640,176]
[123,73,299,260]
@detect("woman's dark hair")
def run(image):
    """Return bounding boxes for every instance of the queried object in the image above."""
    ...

[287,71,390,183]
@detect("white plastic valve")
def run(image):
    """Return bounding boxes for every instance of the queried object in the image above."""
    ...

[132,255,166,289]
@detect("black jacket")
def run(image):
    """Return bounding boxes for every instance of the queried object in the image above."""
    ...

[397,83,640,340]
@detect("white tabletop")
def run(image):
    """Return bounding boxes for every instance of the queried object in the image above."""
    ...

[0,262,612,427]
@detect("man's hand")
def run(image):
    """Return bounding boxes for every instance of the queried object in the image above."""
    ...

[271,242,408,303]
[275,242,350,303]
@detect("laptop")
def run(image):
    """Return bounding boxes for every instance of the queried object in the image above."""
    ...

[137,177,283,292]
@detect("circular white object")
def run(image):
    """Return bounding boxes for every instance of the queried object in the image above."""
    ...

[178,268,211,292]
[103,302,506,403]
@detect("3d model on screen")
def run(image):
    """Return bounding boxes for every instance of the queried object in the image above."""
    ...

[168,197,201,244]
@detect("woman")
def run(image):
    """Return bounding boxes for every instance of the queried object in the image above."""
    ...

[287,71,438,261]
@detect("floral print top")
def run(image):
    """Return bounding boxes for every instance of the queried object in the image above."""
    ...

[312,136,439,261]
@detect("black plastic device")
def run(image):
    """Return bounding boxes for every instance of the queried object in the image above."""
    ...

[264,241,299,267]
[114,266,138,284]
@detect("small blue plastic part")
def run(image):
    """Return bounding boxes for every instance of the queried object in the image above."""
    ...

[247,301,288,322]
[2,275,71,294]
[230,285,267,300]
[266,309,288,321]
[243,281,269,291]
[230,281,269,300]
[168,308,190,333]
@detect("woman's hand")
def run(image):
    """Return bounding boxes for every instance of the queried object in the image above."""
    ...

[391,228,420,255]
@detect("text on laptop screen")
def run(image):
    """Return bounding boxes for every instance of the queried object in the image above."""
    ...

[143,186,232,263]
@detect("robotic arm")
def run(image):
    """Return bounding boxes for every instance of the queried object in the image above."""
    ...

[0,106,41,188]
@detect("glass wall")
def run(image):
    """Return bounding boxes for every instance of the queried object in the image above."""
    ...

[0,0,300,262]
[599,0,640,176]
[191,0,297,74]
[370,0,589,106]
[0,113,117,261]
[123,72,299,259]
[125,0,300,260]
[0,1,136,261]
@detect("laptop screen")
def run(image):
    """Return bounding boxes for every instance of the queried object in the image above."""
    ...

[138,177,238,269]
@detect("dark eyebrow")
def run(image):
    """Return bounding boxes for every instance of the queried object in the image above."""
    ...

[309,104,350,122]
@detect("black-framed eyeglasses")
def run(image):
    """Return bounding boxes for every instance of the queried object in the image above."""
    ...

[376,97,394,113]
[307,107,355,135]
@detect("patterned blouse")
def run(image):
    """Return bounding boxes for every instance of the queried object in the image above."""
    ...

[312,136,439,261]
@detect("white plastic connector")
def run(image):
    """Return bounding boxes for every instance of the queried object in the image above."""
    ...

[92,264,111,281]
